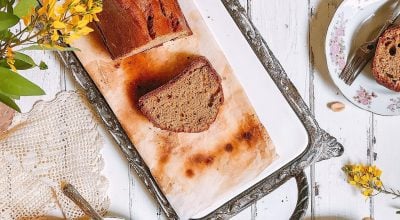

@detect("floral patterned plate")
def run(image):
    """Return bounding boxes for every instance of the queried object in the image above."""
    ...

[326,0,400,116]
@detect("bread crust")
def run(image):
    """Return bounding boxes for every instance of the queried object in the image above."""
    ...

[138,56,224,133]
[96,0,192,59]
[372,26,400,92]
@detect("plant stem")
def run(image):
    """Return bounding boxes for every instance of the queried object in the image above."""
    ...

[375,185,400,198]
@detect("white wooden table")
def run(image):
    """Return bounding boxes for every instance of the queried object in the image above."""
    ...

[18,0,400,219]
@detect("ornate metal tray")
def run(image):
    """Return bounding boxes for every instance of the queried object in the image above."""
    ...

[57,0,344,219]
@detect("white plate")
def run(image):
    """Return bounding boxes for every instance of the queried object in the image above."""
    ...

[326,0,400,116]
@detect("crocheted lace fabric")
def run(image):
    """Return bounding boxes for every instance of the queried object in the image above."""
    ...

[0,91,109,219]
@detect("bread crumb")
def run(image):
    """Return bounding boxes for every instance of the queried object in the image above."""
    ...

[327,101,345,112]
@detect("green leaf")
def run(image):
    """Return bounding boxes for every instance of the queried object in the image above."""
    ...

[0,29,13,39]
[0,0,7,9]
[39,61,47,70]
[14,0,38,18]
[0,11,19,31]
[0,67,45,96]
[0,90,19,100]
[19,44,81,51]
[13,52,37,70]
[0,52,37,70]
[0,92,20,112]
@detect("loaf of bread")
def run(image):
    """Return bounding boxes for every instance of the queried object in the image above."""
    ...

[372,26,400,92]
[138,56,224,133]
[95,0,192,59]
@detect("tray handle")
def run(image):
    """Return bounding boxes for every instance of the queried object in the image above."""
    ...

[291,171,309,220]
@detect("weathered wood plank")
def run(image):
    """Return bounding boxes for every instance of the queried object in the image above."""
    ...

[16,51,62,112]
[253,178,299,219]
[249,0,310,219]
[308,0,373,219]
[373,116,400,219]
[249,0,310,100]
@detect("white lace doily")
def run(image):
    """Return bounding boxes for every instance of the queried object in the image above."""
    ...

[0,91,109,219]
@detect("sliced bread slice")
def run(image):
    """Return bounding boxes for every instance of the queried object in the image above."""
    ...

[138,56,224,133]
[372,26,400,92]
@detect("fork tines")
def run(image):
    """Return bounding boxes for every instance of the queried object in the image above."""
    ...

[339,44,374,85]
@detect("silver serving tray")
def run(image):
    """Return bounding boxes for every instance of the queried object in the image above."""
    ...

[57,0,344,219]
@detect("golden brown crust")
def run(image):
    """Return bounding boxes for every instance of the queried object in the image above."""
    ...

[372,26,400,92]
[138,56,224,133]
[96,0,192,59]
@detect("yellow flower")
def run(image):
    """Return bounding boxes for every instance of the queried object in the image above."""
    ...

[77,26,93,35]
[64,32,80,44]
[375,180,383,188]
[53,20,67,29]
[93,13,99,21]
[48,0,57,18]
[6,47,16,72]
[56,5,67,15]
[51,30,59,42]
[34,0,102,46]
[343,164,385,197]
[362,188,373,197]
[91,6,102,14]
[73,4,86,13]
[76,16,90,28]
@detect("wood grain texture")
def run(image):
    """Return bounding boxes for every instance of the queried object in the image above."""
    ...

[309,0,373,219]
[16,51,62,112]
[373,115,400,219]
[249,0,310,218]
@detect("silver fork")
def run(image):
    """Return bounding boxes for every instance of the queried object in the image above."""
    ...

[62,182,125,220]
[340,0,400,85]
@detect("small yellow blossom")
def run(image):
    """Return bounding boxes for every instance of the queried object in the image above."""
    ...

[73,4,86,13]
[51,30,59,42]
[6,47,16,72]
[64,33,80,44]
[53,20,67,29]
[375,180,383,188]
[363,188,374,197]
[22,0,102,47]
[93,14,99,22]
[88,0,94,8]
[91,6,102,14]
[77,26,93,35]
[76,16,90,28]
[343,164,383,197]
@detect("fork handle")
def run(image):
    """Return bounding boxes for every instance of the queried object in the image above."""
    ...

[62,183,103,220]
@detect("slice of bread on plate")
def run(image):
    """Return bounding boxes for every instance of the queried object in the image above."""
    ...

[372,26,400,92]
[138,56,224,133]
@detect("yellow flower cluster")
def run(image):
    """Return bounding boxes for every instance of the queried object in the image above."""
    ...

[6,47,16,72]
[343,164,383,197]
[35,0,102,45]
